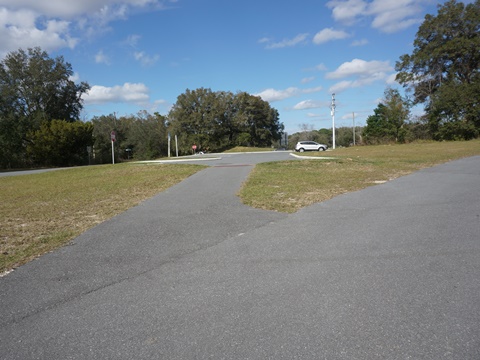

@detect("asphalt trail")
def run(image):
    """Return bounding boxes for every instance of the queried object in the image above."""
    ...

[1,155,479,359]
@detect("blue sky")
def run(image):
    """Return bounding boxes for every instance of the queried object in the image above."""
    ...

[0,0,455,134]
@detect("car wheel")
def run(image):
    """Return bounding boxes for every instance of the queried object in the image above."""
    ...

[318,147,325,151]
[299,148,305,152]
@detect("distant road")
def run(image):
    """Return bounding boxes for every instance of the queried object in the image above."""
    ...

[0,167,70,177]
[0,150,297,177]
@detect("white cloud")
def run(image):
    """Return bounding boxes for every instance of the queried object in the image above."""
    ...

[95,50,110,64]
[301,77,315,84]
[264,33,309,49]
[256,87,301,102]
[313,28,350,44]
[255,86,323,102]
[329,80,355,93]
[69,72,80,82]
[0,0,167,18]
[83,82,150,105]
[125,34,141,47]
[326,58,392,79]
[153,98,168,107]
[134,51,159,66]
[326,0,427,33]
[293,100,325,110]
[0,0,174,56]
[351,38,368,46]
[326,0,367,25]
[326,58,395,93]
[369,0,423,33]
[386,72,398,85]
[329,76,385,93]
[0,8,78,55]
[151,98,171,113]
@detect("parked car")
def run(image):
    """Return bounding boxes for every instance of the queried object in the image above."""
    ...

[295,141,328,152]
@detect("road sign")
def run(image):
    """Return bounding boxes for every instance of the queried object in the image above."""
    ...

[111,131,116,142]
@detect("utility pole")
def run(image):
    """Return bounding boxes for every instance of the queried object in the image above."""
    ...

[331,93,336,149]
[111,112,117,164]
[353,112,356,146]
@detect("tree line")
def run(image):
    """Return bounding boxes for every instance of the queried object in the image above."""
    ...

[394,0,480,142]
[0,48,283,169]
[362,0,480,144]
[0,0,478,168]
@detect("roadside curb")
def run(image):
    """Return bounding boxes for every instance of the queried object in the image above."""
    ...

[134,157,221,164]
[290,153,336,160]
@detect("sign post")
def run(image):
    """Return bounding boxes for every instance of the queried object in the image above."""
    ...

[111,131,116,164]
[331,93,336,150]
[192,144,197,155]
[175,135,178,157]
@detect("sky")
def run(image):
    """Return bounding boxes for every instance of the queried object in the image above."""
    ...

[0,0,458,135]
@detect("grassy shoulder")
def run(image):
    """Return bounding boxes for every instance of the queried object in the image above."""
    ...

[0,163,204,272]
[238,140,480,213]
[223,146,275,153]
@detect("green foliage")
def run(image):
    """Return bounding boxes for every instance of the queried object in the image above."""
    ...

[363,104,391,143]
[168,88,284,154]
[289,128,334,149]
[336,127,359,147]
[91,114,120,164]
[0,112,26,168]
[363,88,411,144]
[0,47,90,168]
[126,111,168,160]
[396,0,480,140]
[91,111,168,163]
[289,127,362,149]
[26,120,94,167]
[435,121,479,141]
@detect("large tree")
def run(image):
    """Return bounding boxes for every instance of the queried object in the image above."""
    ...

[0,47,90,168]
[168,88,283,153]
[91,111,169,163]
[395,0,480,140]
[232,92,284,148]
[125,111,168,160]
[27,120,94,167]
[363,88,411,143]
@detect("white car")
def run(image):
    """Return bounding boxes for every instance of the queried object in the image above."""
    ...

[295,141,328,152]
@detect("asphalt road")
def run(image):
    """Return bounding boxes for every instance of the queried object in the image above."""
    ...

[1,153,479,359]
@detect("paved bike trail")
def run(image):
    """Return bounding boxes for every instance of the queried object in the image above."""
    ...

[1,155,479,359]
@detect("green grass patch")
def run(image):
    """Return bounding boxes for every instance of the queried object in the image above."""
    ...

[239,140,480,213]
[223,146,274,153]
[0,163,204,272]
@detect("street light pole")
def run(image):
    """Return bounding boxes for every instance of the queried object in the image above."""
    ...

[331,93,336,149]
